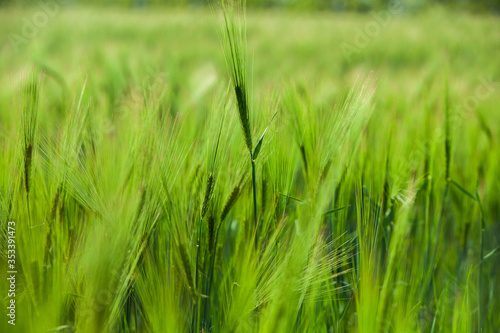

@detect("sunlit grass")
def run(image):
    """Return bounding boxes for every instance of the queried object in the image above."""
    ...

[0,4,499,333]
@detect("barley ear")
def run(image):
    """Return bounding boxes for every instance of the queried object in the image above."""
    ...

[201,173,214,218]
[178,242,197,301]
[221,0,252,153]
[207,214,216,253]
[21,70,41,196]
[444,71,451,181]
[220,184,241,222]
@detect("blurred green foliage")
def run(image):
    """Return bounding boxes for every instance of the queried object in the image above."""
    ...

[0,0,499,12]
[0,6,499,332]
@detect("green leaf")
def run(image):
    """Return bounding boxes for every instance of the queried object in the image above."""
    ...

[280,192,305,203]
[49,325,72,332]
[323,205,350,217]
[450,180,476,201]
[482,247,500,263]
[252,112,277,160]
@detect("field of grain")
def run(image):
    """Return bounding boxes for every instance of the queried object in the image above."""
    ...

[0,4,499,332]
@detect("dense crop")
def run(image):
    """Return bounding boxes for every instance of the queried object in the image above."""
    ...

[0,3,499,333]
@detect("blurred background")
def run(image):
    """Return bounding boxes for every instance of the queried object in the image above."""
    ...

[1,0,500,12]
[0,0,499,129]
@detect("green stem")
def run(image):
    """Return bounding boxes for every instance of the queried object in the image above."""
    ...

[477,190,485,332]
[195,217,203,289]
[203,219,224,331]
[203,250,215,331]
[26,193,32,227]
[192,217,203,332]
[251,155,258,248]
[425,182,449,300]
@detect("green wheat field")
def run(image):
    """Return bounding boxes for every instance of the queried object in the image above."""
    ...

[0,2,499,332]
